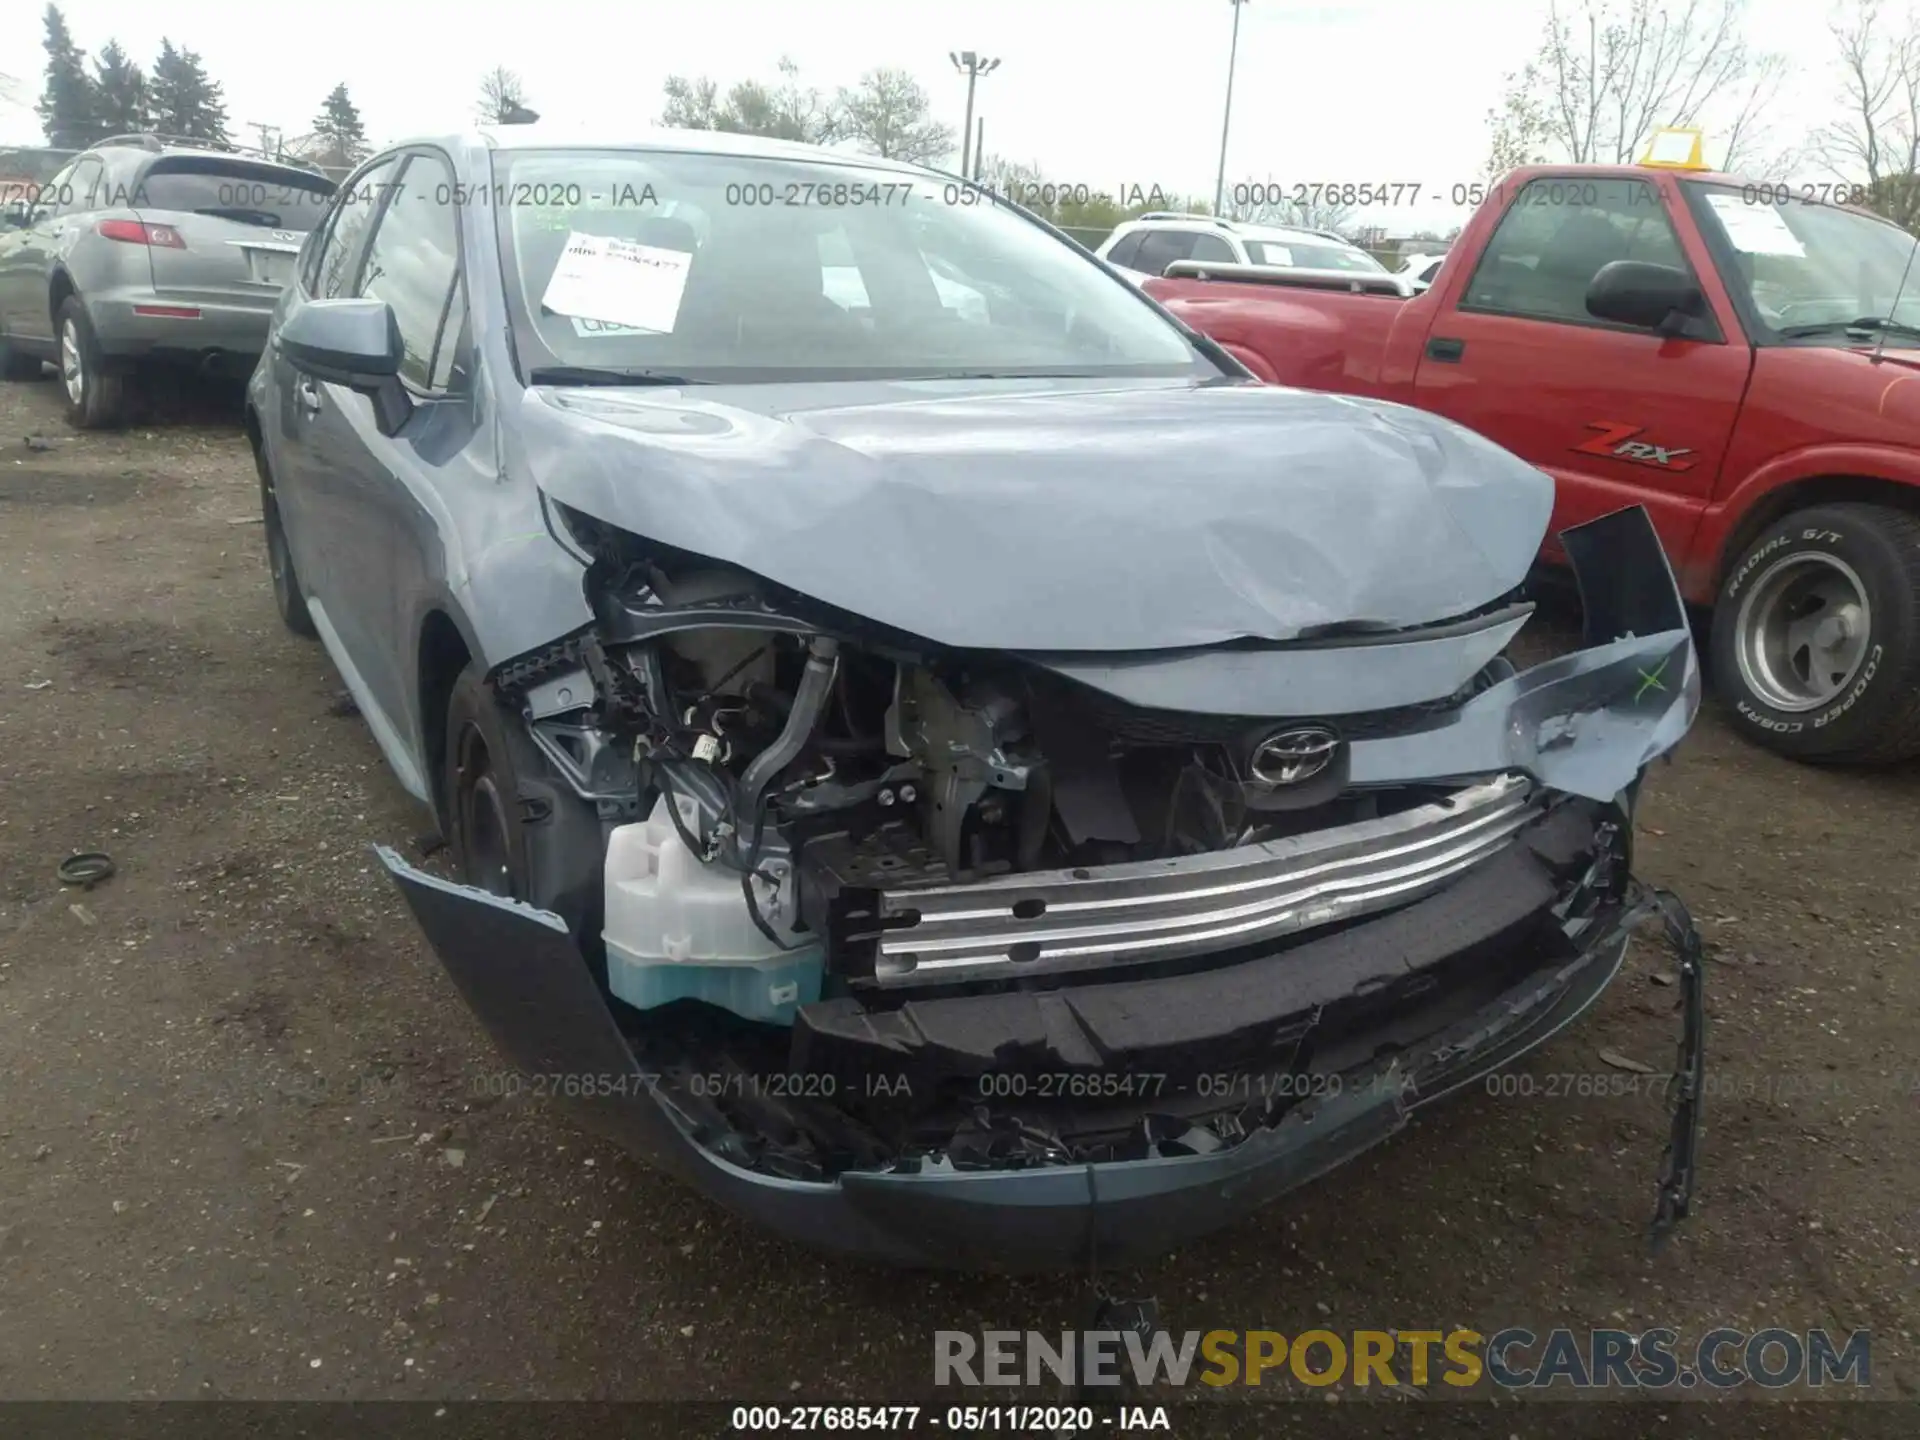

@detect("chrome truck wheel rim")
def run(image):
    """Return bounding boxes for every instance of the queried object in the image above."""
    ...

[60,319,83,405]
[1733,552,1872,711]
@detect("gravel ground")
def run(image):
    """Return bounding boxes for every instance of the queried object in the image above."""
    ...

[0,371,1915,1436]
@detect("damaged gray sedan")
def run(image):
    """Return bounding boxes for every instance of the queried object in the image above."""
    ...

[246,126,1706,1269]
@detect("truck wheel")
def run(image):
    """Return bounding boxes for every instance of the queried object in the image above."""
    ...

[56,296,130,430]
[1710,502,1920,763]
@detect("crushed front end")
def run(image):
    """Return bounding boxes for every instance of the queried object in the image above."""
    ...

[380,506,1705,1269]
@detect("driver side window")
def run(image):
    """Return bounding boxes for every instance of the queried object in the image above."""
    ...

[1461,179,1683,326]
[307,156,402,300]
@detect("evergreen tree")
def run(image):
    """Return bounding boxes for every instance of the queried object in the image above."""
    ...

[36,4,101,150]
[149,39,230,146]
[311,83,368,164]
[92,40,148,135]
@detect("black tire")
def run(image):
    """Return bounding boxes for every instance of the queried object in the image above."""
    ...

[1709,502,1920,764]
[445,664,539,901]
[0,332,43,381]
[259,468,317,638]
[442,662,605,951]
[56,295,130,430]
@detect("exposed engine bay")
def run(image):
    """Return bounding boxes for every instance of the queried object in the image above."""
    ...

[451,502,1702,1198]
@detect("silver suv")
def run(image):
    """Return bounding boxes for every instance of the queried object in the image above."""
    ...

[0,133,336,427]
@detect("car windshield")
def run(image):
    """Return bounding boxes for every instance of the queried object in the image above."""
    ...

[1689,182,1920,345]
[492,148,1214,383]
[132,157,335,231]
[1244,238,1384,272]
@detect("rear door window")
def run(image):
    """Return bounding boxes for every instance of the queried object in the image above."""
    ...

[1133,228,1200,275]
[1188,232,1235,263]
[1105,231,1146,269]
[50,159,102,218]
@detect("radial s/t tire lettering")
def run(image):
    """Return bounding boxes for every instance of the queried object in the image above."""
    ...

[1709,502,1920,763]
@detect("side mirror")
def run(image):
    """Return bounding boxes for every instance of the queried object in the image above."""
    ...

[276,298,412,434]
[1586,260,1707,335]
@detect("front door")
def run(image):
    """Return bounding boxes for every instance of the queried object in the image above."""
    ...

[1411,174,1753,566]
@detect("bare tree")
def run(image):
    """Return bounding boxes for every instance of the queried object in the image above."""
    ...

[830,69,954,166]
[477,66,536,125]
[661,58,833,142]
[1486,0,1789,174]
[1820,0,1920,230]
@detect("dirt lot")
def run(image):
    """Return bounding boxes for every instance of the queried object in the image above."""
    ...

[0,372,1915,1431]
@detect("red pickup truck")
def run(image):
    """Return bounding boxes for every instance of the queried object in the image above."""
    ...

[1146,163,1920,765]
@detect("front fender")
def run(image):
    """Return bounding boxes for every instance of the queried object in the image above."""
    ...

[1693,441,1920,595]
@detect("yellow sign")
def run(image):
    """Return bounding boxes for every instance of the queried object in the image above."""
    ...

[1642,127,1708,170]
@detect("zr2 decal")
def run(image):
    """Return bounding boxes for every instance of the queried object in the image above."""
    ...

[1573,421,1697,471]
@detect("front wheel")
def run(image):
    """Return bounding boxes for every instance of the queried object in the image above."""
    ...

[445,665,536,902]
[1710,502,1920,763]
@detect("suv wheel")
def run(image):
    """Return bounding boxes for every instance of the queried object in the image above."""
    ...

[1710,502,1920,763]
[56,296,129,430]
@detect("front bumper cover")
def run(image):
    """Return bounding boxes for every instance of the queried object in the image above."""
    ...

[378,843,1703,1269]
[375,505,1707,1268]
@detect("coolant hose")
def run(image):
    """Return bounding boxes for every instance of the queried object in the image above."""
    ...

[737,636,840,822]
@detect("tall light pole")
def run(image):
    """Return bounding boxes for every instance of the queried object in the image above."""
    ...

[1213,0,1249,216]
[950,51,1000,179]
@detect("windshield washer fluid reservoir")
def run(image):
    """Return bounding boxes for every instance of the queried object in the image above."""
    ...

[602,794,823,1025]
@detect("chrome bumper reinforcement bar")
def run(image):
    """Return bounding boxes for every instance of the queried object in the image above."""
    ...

[870,773,1537,987]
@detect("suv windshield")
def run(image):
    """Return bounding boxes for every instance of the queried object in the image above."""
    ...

[1689,182,1920,345]
[132,157,335,231]
[1245,238,1384,273]
[493,148,1213,383]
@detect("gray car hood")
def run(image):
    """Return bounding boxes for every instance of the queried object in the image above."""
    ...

[518,376,1552,652]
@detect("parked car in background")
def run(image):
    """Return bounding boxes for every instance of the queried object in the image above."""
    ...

[1398,251,1446,291]
[0,133,335,427]
[246,125,1700,1268]
[1096,212,1386,285]
[1148,162,1920,765]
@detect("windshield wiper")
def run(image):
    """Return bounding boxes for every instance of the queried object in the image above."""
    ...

[526,366,705,387]
[1776,316,1920,340]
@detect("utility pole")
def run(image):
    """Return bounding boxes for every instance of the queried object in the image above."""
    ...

[1213,0,1249,216]
[973,117,985,182]
[950,51,1000,179]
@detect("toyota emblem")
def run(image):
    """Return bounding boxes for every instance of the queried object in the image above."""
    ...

[1249,725,1342,786]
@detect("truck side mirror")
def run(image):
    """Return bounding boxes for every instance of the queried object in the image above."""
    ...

[1586,260,1707,336]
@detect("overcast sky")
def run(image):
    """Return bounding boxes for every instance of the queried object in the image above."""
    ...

[0,0,1866,227]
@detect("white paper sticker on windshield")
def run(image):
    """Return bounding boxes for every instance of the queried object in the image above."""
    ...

[1263,245,1293,266]
[540,232,692,334]
[1704,194,1806,257]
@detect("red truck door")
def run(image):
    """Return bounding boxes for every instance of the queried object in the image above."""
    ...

[1410,175,1752,565]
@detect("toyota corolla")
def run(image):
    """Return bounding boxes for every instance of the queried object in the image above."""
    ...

[246,125,1705,1269]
